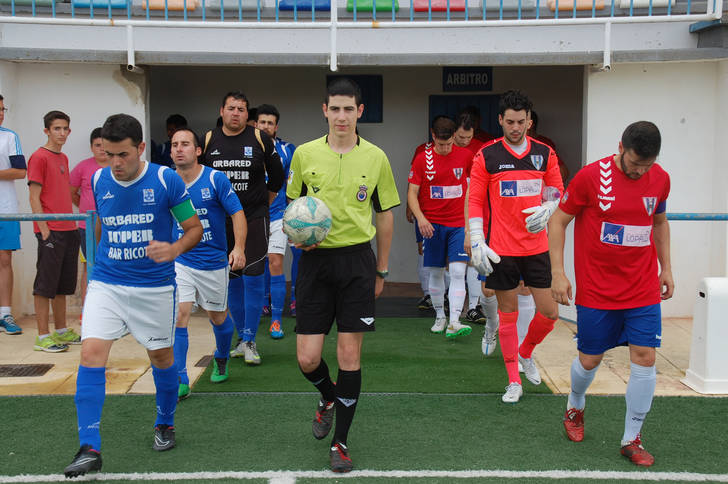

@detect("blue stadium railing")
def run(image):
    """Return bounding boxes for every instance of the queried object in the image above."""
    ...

[0,211,97,277]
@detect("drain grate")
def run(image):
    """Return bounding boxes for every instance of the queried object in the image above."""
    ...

[0,364,54,377]
[195,355,213,368]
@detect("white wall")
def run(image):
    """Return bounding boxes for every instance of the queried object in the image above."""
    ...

[150,64,583,284]
[0,61,147,316]
[584,61,727,317]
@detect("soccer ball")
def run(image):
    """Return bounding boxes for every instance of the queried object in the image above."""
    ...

[282,196,333,246]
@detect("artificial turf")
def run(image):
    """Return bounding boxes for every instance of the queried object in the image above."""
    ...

[192,317,551,395]
[2,393,727,479]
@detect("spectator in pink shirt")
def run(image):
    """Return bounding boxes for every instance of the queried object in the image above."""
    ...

[70,127,107,304]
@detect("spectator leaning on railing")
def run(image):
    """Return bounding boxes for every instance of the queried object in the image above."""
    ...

[27,110,81,353]
[0,94,27,336]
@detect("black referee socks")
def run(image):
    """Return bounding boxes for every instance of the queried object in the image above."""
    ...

[301,359,336,403]
[332,368,362,446]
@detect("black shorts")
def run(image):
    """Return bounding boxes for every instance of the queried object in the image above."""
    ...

[295,242,376,335]
[485,251,551,291]
[34,230,80,298]
[228,215,269,277]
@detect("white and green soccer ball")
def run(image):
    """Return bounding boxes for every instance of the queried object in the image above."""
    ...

[282,196,333,246]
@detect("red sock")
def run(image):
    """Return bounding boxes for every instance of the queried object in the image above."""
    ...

[498,310,520,384]
[519,312,557,359]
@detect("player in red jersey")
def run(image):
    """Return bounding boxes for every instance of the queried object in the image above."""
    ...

[549,121,673,467]
[467,90,564,403]
[409,117,473,339]
[408,115,455,311]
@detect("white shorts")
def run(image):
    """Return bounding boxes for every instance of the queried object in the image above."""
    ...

[268,218,288,255]
[81,280,176,351]
[175,262,228,312]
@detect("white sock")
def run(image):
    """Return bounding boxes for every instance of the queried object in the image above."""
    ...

[622,362,656,445]
[466,266,481,310]
[448,262,467,323]
[428,267,446,320]
[481,295,499,330]
[38,333,50,339]
[516,294,536,346]
[56,327,68,335]
[568,357,599,410]
[418,254,429,295]
[444,268,451,288]
[0,306,10,317]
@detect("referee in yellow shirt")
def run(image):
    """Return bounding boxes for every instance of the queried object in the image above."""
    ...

[287,78,400,473]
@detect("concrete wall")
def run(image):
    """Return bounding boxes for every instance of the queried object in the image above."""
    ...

[150,64,584,286]
[0,61,147,316]
[583,61,728,317]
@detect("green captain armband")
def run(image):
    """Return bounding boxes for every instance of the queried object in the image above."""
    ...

[171,199,196,223]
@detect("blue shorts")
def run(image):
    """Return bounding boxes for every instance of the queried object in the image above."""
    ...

[576,303,662,355]
[414,220,423,244]
[0,221,21,250]
[423,224,468,268]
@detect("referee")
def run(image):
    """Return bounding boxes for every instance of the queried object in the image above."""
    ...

[287,78,400,473]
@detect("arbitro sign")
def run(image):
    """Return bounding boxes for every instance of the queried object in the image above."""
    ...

[442,67,493,92]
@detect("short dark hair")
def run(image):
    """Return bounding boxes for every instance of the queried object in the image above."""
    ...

[0,94,4,101]
[326,78,362,106]
[101,114,143,147]
[221,91,249,109]
[43,110,70,129]
[455,113,474,131]
[622,121,661,160]
[165,114,187,128]
[430,115,453,130]
[89,127,103,145]
[256,104,280,123]
[530,110,540,130]
[498,90,533,116]
[248,107,257,121]
[431,116,456,140]
[171,127,200,148]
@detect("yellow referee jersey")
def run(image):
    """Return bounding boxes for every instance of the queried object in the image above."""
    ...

[287,135,400,248]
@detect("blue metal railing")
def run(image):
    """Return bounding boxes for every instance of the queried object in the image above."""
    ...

[0,211,97,277]
[0,0,720,22]
[667,213,728,221]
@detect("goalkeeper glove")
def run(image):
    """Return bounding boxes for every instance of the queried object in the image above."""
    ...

[469,218,501,277]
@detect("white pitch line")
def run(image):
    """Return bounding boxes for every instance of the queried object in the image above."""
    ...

[2,469,728,483]
[269,477,297,484]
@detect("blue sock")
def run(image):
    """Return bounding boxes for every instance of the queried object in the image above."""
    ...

[290,246,301,302]
[271,274,286,321]
[211,315,234,359]
[75,366,106,451]
[173,327,189,385]
[264,263,271,304]
[228,276,245,340]
[242,274,265,342]
[152,365,178,427]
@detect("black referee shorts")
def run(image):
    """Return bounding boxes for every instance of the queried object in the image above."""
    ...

[485,251,552,291]
[227,215,269,277]
[295,242,376,335]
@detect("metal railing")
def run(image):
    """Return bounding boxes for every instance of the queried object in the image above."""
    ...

[0,211,97,277]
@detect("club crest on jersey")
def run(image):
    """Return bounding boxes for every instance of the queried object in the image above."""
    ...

[643,197,657,216]
[201,187,212,200]
[288,169,295,184]
[244,146,253,157]
[143,188,155,204]
[357,184,368,202]
[530,155,544,170]
[453,168,463,180]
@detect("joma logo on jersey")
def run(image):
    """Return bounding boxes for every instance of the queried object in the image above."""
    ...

[142,188,155,203]
[499,179,542,197]
[201,187,212,200]
[244,146,253,157]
